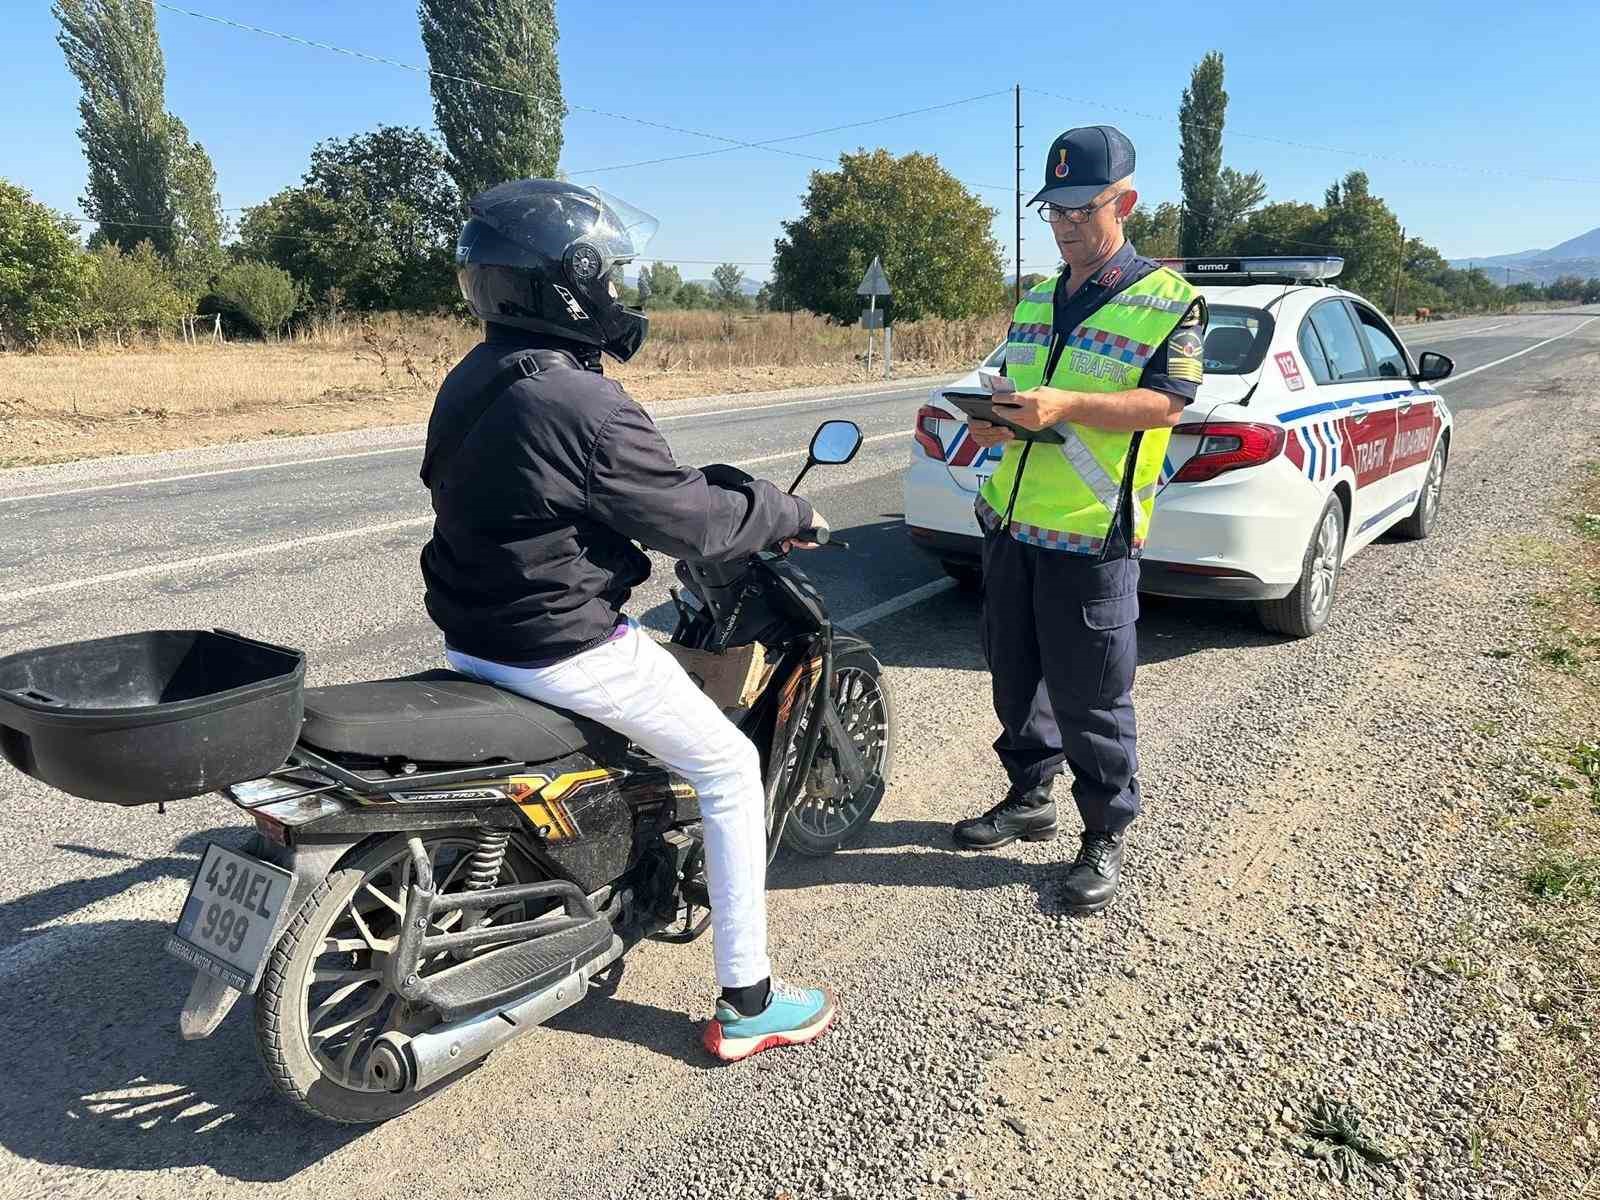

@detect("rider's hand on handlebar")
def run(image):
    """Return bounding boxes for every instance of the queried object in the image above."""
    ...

[784,508,830,551]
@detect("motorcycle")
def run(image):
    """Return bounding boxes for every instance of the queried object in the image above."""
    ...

[0,419,892,1124]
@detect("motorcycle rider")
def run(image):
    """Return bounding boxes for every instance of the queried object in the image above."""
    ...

[419,179,835,1061]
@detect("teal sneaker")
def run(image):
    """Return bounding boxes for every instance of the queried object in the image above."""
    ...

[702,978,837,1062]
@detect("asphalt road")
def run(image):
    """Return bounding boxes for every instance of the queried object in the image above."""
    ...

[0,305,1595,1199]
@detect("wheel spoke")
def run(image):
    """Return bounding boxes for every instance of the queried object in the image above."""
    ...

[363,882,405,917]
[310,991,387,1044]
[348,904,395,954]
[310,974,381,1024]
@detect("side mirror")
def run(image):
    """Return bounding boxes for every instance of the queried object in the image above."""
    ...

[809,420,863,465]
[1413,350,1454,383]
[788,420,863,493]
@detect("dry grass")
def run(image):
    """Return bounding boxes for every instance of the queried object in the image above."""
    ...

[1,309,1006,468]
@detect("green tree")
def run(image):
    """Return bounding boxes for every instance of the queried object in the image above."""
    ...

[772,149,1004,323]
[711,262,746,308]
[1124,201,1182,258]
[636,268,652,309]
[1177,51,1227,255]
[675,281,712,309]
[54,0,222,277]
[82,240,187,337]
[640,262,682,306]
[0,179,93,345]
[208,260,298,337]
[419,0,564,199]
[1317,171,1401,302]
[1233,201,1324,257]
[1210,167,1267,251]
[238,126,461,311]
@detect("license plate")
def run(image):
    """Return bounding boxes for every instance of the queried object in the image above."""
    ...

[165,844,293,993]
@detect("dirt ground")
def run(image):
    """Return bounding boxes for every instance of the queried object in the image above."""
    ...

[0,344,949,469]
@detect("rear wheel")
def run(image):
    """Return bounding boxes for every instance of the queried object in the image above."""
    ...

[254,833,538,1124]
[1256,495,1345,639]
[780,644,894,857]
[1394,443,1446,540]
[941,559,983,593]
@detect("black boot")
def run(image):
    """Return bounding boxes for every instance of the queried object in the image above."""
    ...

[952,784,1057,850]
[1060,830,1124,913]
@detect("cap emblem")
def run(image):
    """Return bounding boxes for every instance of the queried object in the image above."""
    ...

[1054,148,1070,179]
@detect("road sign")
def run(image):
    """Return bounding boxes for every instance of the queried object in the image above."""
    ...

[856,256,892,297]
[861,308,884,329]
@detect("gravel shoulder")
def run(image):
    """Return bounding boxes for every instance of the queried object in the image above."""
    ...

[589,341,1600,1200]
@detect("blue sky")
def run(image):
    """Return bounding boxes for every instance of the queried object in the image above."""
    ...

[6,0,1598,282]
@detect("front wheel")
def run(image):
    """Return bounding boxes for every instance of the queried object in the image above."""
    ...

[1255,495,1345,639]
[780,642,894,857]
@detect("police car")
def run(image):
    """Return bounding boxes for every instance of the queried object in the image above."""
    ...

[903,257,1455,637]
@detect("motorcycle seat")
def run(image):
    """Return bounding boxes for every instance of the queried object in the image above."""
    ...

[299,670,621,766]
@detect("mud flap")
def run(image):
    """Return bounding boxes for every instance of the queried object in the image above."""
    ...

[179,970,242,1040]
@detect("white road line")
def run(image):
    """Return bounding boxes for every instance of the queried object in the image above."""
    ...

[1435,316,1597,387]
[0,382,929,507]
[838,577,956,628]
[0,433,909,604]
[0,445,422,507]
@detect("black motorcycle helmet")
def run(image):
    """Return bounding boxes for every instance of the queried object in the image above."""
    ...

[455,179,659,362]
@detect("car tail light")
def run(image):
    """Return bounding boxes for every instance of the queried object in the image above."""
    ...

[914,406,948,461]
[1170,421,1285,483]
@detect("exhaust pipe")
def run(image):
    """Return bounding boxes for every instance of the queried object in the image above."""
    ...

[368,934,625,1094]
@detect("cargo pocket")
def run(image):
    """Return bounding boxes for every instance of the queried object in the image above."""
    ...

[1083,591,1139,631]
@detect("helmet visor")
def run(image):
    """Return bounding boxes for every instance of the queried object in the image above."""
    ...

[586,186,659,265]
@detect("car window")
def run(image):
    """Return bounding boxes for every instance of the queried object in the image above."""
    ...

[983,342,1007,368]
[1306,302,1371,382]
[1199,305,1273,374]
[1297,321,1334,385]
[1351,305,1409,379]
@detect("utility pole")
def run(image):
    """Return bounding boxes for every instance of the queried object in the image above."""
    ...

[1014,84,1023,308]
[1390,224,1405,318]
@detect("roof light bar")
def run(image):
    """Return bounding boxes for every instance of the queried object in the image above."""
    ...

[1157,256,1345,283]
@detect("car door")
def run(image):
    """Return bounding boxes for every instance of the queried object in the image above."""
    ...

[1350,301,1437,510]
[1297,299,1399,537]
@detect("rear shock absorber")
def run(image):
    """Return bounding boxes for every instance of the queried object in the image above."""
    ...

[464,827,509,891]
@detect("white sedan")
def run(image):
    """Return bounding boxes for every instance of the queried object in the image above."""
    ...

[902,257,1455,637]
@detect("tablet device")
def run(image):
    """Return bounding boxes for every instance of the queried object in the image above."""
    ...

[941,390,1065,444]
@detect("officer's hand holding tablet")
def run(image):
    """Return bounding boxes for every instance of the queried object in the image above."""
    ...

[944,370,1065,447]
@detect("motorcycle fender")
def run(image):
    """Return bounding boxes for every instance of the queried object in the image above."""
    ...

[175,836,355,1038]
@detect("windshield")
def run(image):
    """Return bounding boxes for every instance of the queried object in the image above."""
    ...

[1200,305,1274,375]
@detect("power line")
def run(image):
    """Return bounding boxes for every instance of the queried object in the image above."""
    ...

[569,91,1013,189]
[157,3,1011,195]
[1025,86,1600,186]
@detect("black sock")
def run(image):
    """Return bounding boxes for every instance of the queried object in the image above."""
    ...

[720,978,771,1017]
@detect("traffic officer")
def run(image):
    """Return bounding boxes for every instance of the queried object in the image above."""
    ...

[952,125,1205,914]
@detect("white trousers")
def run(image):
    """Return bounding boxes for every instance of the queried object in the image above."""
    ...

[446,623,771,988]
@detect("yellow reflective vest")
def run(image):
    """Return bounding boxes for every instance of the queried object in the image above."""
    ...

[978,265,1198,555]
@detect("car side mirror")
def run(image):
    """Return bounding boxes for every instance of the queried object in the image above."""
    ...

[1413,350,1454,383]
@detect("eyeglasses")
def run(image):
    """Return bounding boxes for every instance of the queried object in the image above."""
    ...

[1038,193,1123,224]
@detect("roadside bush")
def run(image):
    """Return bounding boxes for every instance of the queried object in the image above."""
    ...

[81,241,190,342]
[204,260,299,339]
[0,178,91,347]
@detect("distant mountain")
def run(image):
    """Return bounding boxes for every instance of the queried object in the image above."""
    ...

[1448,224,1600,283]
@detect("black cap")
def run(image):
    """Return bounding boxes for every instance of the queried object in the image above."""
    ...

[1030,125,1136,207]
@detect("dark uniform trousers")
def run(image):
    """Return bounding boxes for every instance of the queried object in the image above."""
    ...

[980,528,1142,834]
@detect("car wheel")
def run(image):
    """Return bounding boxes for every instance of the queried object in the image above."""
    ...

[1256,495,1345,639]
[1394,444,1446,540]
[941,560,983,593]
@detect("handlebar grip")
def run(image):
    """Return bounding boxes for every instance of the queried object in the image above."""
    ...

[798,526,830,545]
